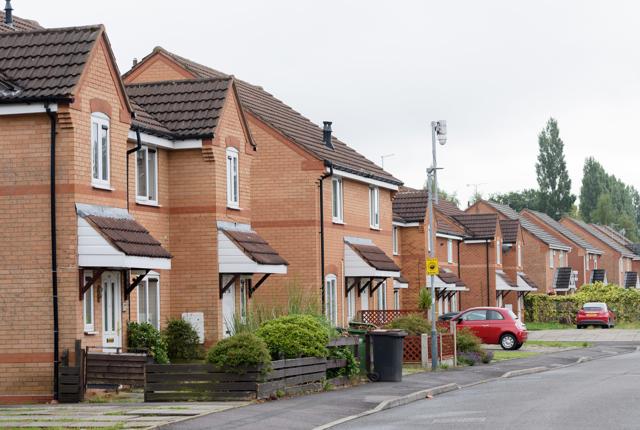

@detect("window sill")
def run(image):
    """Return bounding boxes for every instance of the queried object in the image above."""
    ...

[84,331,97,336]
[227,205,241,211]
[332,220,344,225]
[136,200,161,208]
[92,183,113,191]
[370,226,381,231]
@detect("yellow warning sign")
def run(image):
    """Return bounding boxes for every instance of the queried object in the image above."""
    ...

[426,258,439,275]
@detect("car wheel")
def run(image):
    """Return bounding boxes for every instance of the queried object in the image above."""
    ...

[514,342,523,350]
[500,333,517,350]
[577,325,582,329]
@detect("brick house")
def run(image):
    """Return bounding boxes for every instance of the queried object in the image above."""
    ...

[521,209,604,287]
[123,47,403,328]
[590,224,640,286]
[466,200,569,295]
[561,218,637,286]
[392,189,468,315]
[0,22,180,402]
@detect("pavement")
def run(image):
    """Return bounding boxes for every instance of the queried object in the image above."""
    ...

[0,402,249,428]
[528,328,640,342]
[334,348,640,429]
[160,343,637,430]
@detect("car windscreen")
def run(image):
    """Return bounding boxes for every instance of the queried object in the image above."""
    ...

[583,306,604,312]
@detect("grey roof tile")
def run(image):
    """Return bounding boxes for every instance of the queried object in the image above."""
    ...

[525,210,602,254]
[567,218,636,258]
[519,216,571,250]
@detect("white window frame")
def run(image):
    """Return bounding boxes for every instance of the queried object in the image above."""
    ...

[369,186,380,229]
[594,255,598,270]
[135,145,158,205]
[377,282,387,310]
[559,251,564,267]
[392,226,399,255]
[83,271,95,333]
[496,239,501,265]
[325,275,338,326]
[332,177,344,223]
[447,239,453,263]
[347,287,356,322]
[517,243,522,267]
[137,273,160,329]
[550,250,555,268]
[226,147,240,208]
[240,278,250,323]
[394,289,400,310]
[91,113,110,188]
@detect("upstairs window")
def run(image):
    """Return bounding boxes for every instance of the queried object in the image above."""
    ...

[91,113,110,188]
[226,147,239,208]
[136,146,158,204]
[332,177,343,223]
[447,239,453,263]
[392,226,399,255]
[369,186,380,229]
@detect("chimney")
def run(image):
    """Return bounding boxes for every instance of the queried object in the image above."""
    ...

[322,121,333,149]
[4,0,13,25]
[132,58,138,67]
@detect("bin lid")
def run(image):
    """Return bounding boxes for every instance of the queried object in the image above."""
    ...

[370,329,407,337]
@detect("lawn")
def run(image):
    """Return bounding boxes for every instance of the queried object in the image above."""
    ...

[526,340,591,348]
[491,350,539,361]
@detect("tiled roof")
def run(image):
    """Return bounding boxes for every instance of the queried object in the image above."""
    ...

[518,272,539,290]
[499,219,519,244]
[624,272,638,288]
[591,269,606,283]
[222,230,288,266]
[628,244,640,255]
[438,272,466,287]
[497,270,518,289]
[126,78,232,139]
[451,213,498,240]
[0,12,43,33]
[436,199,465,217]
[519,216,571,250]
[566,218,636,258]
[486,200,519,220]
[593,224,633,246]
[348,243,401,272]
[129,100,172,136]
[525,210,602,253]
[86,215,171,259]
[393,190,427,223]
[126,47,401,185]
[436,212,466,237]
[0,25,101,103]
[554,267,573,290]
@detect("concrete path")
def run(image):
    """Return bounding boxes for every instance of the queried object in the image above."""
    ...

[160,344,636,430]
[0,401,248,428]
[528,328,640,342]
[334,349,640,429]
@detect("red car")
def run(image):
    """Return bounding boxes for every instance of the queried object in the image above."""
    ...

[454,307,528,350]
[577,302,615,329]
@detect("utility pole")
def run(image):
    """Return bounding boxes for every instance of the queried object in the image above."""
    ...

[427,120,447,371]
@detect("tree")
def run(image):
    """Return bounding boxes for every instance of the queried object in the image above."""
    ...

[591,193,615,226]
[438,188,460,206]
[579,157,607,222]
[490,189,541,212]
[535,118,576,219]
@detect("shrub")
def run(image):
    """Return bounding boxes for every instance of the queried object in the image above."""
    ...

[418,288,432,311]
[127,322,169,364]
[481,350,494,364]
[256,314,329,359]
[385,314,430,335]
[206,332,272,375]
[456,327,482,354]
[458,351,482,366]
[327,347,360,379]
[163,319,202,361]
[525,283,640,323]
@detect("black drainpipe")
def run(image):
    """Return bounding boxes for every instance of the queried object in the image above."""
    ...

[45,104,59,401]
[318,160,333,315]
[485,240,491,306]
[126,127,142,211]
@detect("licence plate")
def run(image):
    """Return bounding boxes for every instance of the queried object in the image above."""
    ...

[587,313,597,317]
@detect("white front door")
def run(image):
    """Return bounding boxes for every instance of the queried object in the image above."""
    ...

[222,276,236,338]
[102,271,122,350]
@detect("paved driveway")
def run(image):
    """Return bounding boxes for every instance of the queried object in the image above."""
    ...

[528,328,640,342]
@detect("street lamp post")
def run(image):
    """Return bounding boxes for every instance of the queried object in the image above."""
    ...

[427,120,447,371]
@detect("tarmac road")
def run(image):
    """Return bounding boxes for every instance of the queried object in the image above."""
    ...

[336,349,640,430]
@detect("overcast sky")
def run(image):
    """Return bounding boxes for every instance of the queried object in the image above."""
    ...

[17,0,640,206]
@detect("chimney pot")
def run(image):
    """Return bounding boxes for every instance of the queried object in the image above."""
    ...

[132,58,138,67]
[322,121,333,149]
[4,0,13,25]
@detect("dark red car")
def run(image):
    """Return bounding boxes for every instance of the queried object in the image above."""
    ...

[454,307,528,350]
[577,302,615,329]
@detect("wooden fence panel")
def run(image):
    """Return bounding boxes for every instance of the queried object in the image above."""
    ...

[86,352,147,387]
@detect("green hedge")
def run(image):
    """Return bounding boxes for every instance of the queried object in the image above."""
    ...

[256,314,329,359]
[525,283,640,323]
